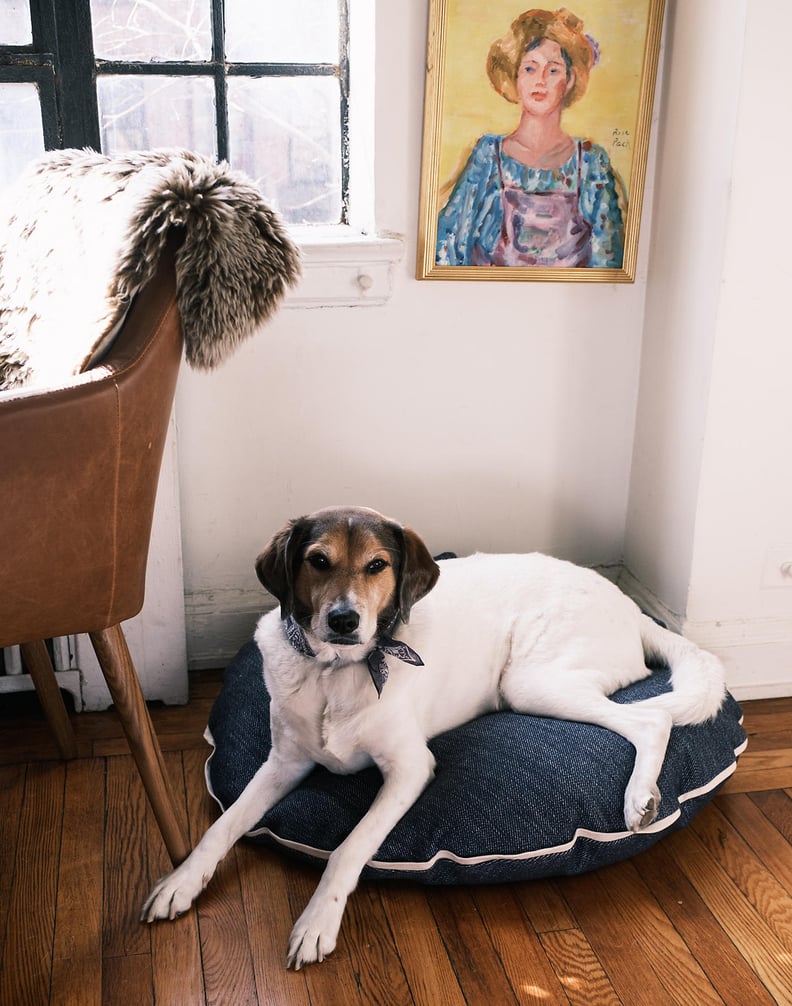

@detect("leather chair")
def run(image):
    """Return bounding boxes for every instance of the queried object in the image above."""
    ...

[0,238,189,865]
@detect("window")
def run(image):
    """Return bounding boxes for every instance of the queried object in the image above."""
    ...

[0,0,351,226]
[1,0,400,305]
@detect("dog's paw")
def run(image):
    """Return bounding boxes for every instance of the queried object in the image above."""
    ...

[624,786,660,832]
[141,862,207,923]
[286,898,343,970]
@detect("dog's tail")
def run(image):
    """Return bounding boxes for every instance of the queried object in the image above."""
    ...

[638,614,726,725]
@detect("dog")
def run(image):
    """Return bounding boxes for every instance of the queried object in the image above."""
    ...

[143,505,726,969]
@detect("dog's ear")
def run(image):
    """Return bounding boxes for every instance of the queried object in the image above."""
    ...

[255,517,311,618]
[393,524,440,623]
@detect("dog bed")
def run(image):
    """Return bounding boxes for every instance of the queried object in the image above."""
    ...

[205,639,746,884]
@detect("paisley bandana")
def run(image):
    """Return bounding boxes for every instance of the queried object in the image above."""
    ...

[283,615,424,697]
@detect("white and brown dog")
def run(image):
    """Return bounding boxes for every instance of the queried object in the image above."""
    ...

[143,505,726,968]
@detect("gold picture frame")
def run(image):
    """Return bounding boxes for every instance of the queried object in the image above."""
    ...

[416,0,664,282]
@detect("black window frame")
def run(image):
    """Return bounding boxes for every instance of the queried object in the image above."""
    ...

[0,0,352,224]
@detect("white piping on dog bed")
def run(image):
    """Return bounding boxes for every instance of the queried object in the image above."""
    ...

[203,725,748,874]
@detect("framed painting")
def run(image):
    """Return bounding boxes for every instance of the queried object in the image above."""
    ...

[416,1,664,282]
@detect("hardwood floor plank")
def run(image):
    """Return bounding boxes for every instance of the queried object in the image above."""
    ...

[345,883,414,1006]
[0,762,25,971]
[737,727,792,754]
[183,747,259,1006]
[0,726,67,764]
[50,758,105,1006]
[691,804,792,950]
[734,744,792,772]
[665,827,792,1002]
[741,700,792,729]
[472,884,570,1005]
[95,729,211,758]
[556,869,675,1004]
[634,840,776,1006]
[235,842,313,1006]
[0,762,65,1006]
[103,756,152,959]
[380,884,467,1006]
[750,788,792,844]
[426,885,519,1005]
[717,792,792,898]
[539,927,620,1006]
[101,953,153,1006]
[721,765,792,794]
[512,878,576,934]
[601,858,724,1005]
[148,752,206,1006]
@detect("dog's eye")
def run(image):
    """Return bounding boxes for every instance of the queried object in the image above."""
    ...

[366,558,388,574]
[307,553,330,571]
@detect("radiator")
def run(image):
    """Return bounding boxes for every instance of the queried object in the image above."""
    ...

[0,637,84,711]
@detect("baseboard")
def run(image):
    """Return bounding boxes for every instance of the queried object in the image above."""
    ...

[617,566,792,700]
[185,587,274,670]
[614,567,685,634]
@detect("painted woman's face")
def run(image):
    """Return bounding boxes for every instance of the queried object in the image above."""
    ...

[515,39,574,116]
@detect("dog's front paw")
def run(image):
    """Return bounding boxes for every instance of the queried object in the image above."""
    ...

[286,897,344,970]
[141,862,207,923]
[624,785,660,832]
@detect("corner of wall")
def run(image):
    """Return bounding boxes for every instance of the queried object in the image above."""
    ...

[623,0,748,619]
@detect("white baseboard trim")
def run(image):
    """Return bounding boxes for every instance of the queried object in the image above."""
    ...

[617,566,792,700]
[615,567,684,634]
[185,587,273,670]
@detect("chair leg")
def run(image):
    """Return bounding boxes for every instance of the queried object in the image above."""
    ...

[20,640,79,760]
[89,624,190,866]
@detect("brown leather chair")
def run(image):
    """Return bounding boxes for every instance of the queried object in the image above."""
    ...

[0,238,189,865]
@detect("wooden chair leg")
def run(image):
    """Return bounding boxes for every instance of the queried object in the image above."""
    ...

[20,640,78,760]
[89,624,190,866]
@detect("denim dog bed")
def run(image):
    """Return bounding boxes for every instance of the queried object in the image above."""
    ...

[205,639,746,884]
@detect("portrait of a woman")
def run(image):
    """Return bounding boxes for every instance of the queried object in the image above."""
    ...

[435,7,625,269]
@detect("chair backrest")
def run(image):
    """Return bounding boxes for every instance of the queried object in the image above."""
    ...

[0,242,183,646]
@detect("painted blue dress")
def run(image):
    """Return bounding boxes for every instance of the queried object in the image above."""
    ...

[436,134,624,268]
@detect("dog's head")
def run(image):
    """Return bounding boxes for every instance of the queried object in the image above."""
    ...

[255,506,439,650]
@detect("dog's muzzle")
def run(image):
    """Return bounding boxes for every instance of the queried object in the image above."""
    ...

[327,606,360,644]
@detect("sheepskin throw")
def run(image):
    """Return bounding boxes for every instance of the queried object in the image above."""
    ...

[0,148,300,390]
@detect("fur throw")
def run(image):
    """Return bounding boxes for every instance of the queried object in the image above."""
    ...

[0,148,300,390]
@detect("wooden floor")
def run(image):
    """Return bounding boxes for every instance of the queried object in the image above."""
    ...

[0,671,790,1006]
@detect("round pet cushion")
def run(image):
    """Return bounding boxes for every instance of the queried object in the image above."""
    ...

[205,639,747,884]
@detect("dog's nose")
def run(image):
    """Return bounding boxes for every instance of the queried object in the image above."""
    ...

[327,607,360,636]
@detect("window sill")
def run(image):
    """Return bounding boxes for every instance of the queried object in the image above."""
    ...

[283,228,404,308]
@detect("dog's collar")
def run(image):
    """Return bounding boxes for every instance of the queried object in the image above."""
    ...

[283,615,423,697]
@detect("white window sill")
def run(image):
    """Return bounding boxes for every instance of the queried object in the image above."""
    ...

[283,227,404,308]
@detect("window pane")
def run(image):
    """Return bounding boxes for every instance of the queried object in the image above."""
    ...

[225,0,339,63]
[0,82,44,187]
[1,0,32,44]
[228,76,341,225]
[97,75,216,157]
[90,0,211,61]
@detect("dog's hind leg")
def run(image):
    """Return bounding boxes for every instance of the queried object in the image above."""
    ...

[500,671,673,832]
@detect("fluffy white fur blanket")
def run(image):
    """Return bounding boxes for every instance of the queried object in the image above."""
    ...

[0,148,300,390]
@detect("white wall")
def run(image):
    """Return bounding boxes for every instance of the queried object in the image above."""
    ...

[681,0,792,694]
[626,0,792,698]
[624,1,745,615]
[175,0,792,699]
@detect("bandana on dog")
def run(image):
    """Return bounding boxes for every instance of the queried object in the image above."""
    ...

[283,615,424,696]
